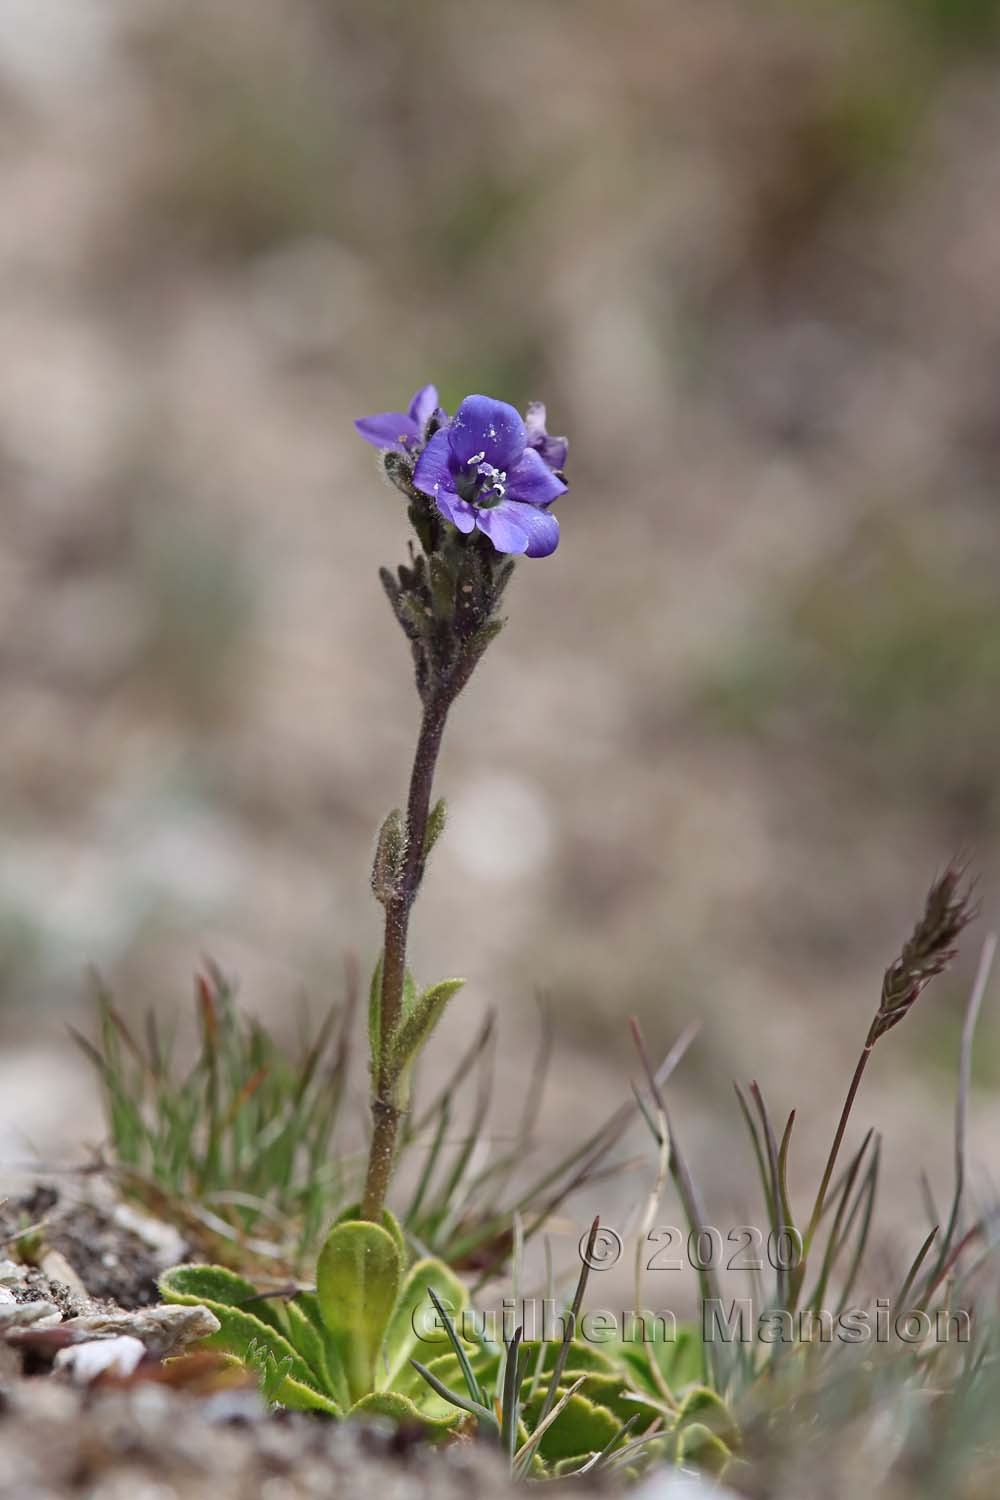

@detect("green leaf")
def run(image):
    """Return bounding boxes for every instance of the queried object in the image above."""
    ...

[379,1258,468,1389]
[283,1301,335,1400]
[423,798,447,859]
[391,979,466,1074]
[521,1339,620,1379]
[466,618,504,659]
[159,1263,287,1336]
[399,1348,497,1418]
[402,969,419,1020]
[246,1340,292,1403]
[393,1282,498,1407]
[245,1338,340,1414]
[675,1421,732,1476]
[159,1264,334,1409]
[333,1203,406,1264]
[562,1372,649,1427]
[273,1374,341,1415]
[350,1389,459,1435]
[316,1220,402,1404]
[291,1291,350,1411]
[398,594,433,637]
[529,1391,621,1464]
[409,1357,498,1430]
[676,1386,740,1451]
[501,1327,524,1463]
[371,964,419,1068]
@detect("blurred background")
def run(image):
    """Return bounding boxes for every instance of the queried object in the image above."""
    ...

[1,0,1000,1269]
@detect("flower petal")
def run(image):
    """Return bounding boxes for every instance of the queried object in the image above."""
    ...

[524,401,568,470]
[535,433,569,471]
[434,488,477,534]
[524,400,548,442]
[412,428,457,499]
[355,412,419,450]
[408,384,439,431]
[448,395,526,471]
[474,502,530,555]
[506,447,567,506]
[502,499,560,558]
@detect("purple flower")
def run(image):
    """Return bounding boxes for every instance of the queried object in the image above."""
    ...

[525,401,568,473]
[412,395,567,558]
[355,384,440,452]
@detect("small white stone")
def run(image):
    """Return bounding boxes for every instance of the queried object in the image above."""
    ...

[0,1299,62,1330]
[60,1303,220,1356]
[55,1334,146,1383]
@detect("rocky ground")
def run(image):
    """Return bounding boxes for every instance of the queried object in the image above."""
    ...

[1,1,998,1197]
[0,1183,554,1500]
[0,1380,545,1500]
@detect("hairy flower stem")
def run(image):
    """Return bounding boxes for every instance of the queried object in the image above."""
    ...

[360,697,449,1221]
[360,638,486,1222]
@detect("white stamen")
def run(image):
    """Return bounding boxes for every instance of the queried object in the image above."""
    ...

[475,460,506,500]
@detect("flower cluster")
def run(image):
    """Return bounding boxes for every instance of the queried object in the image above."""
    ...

[356,386,568,559]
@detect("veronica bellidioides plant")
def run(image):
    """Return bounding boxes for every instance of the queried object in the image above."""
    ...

[357,387,567,1223]
[161,386,570,1422]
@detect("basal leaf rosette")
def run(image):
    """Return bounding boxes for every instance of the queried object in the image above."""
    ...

[160,1206,468,1429]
